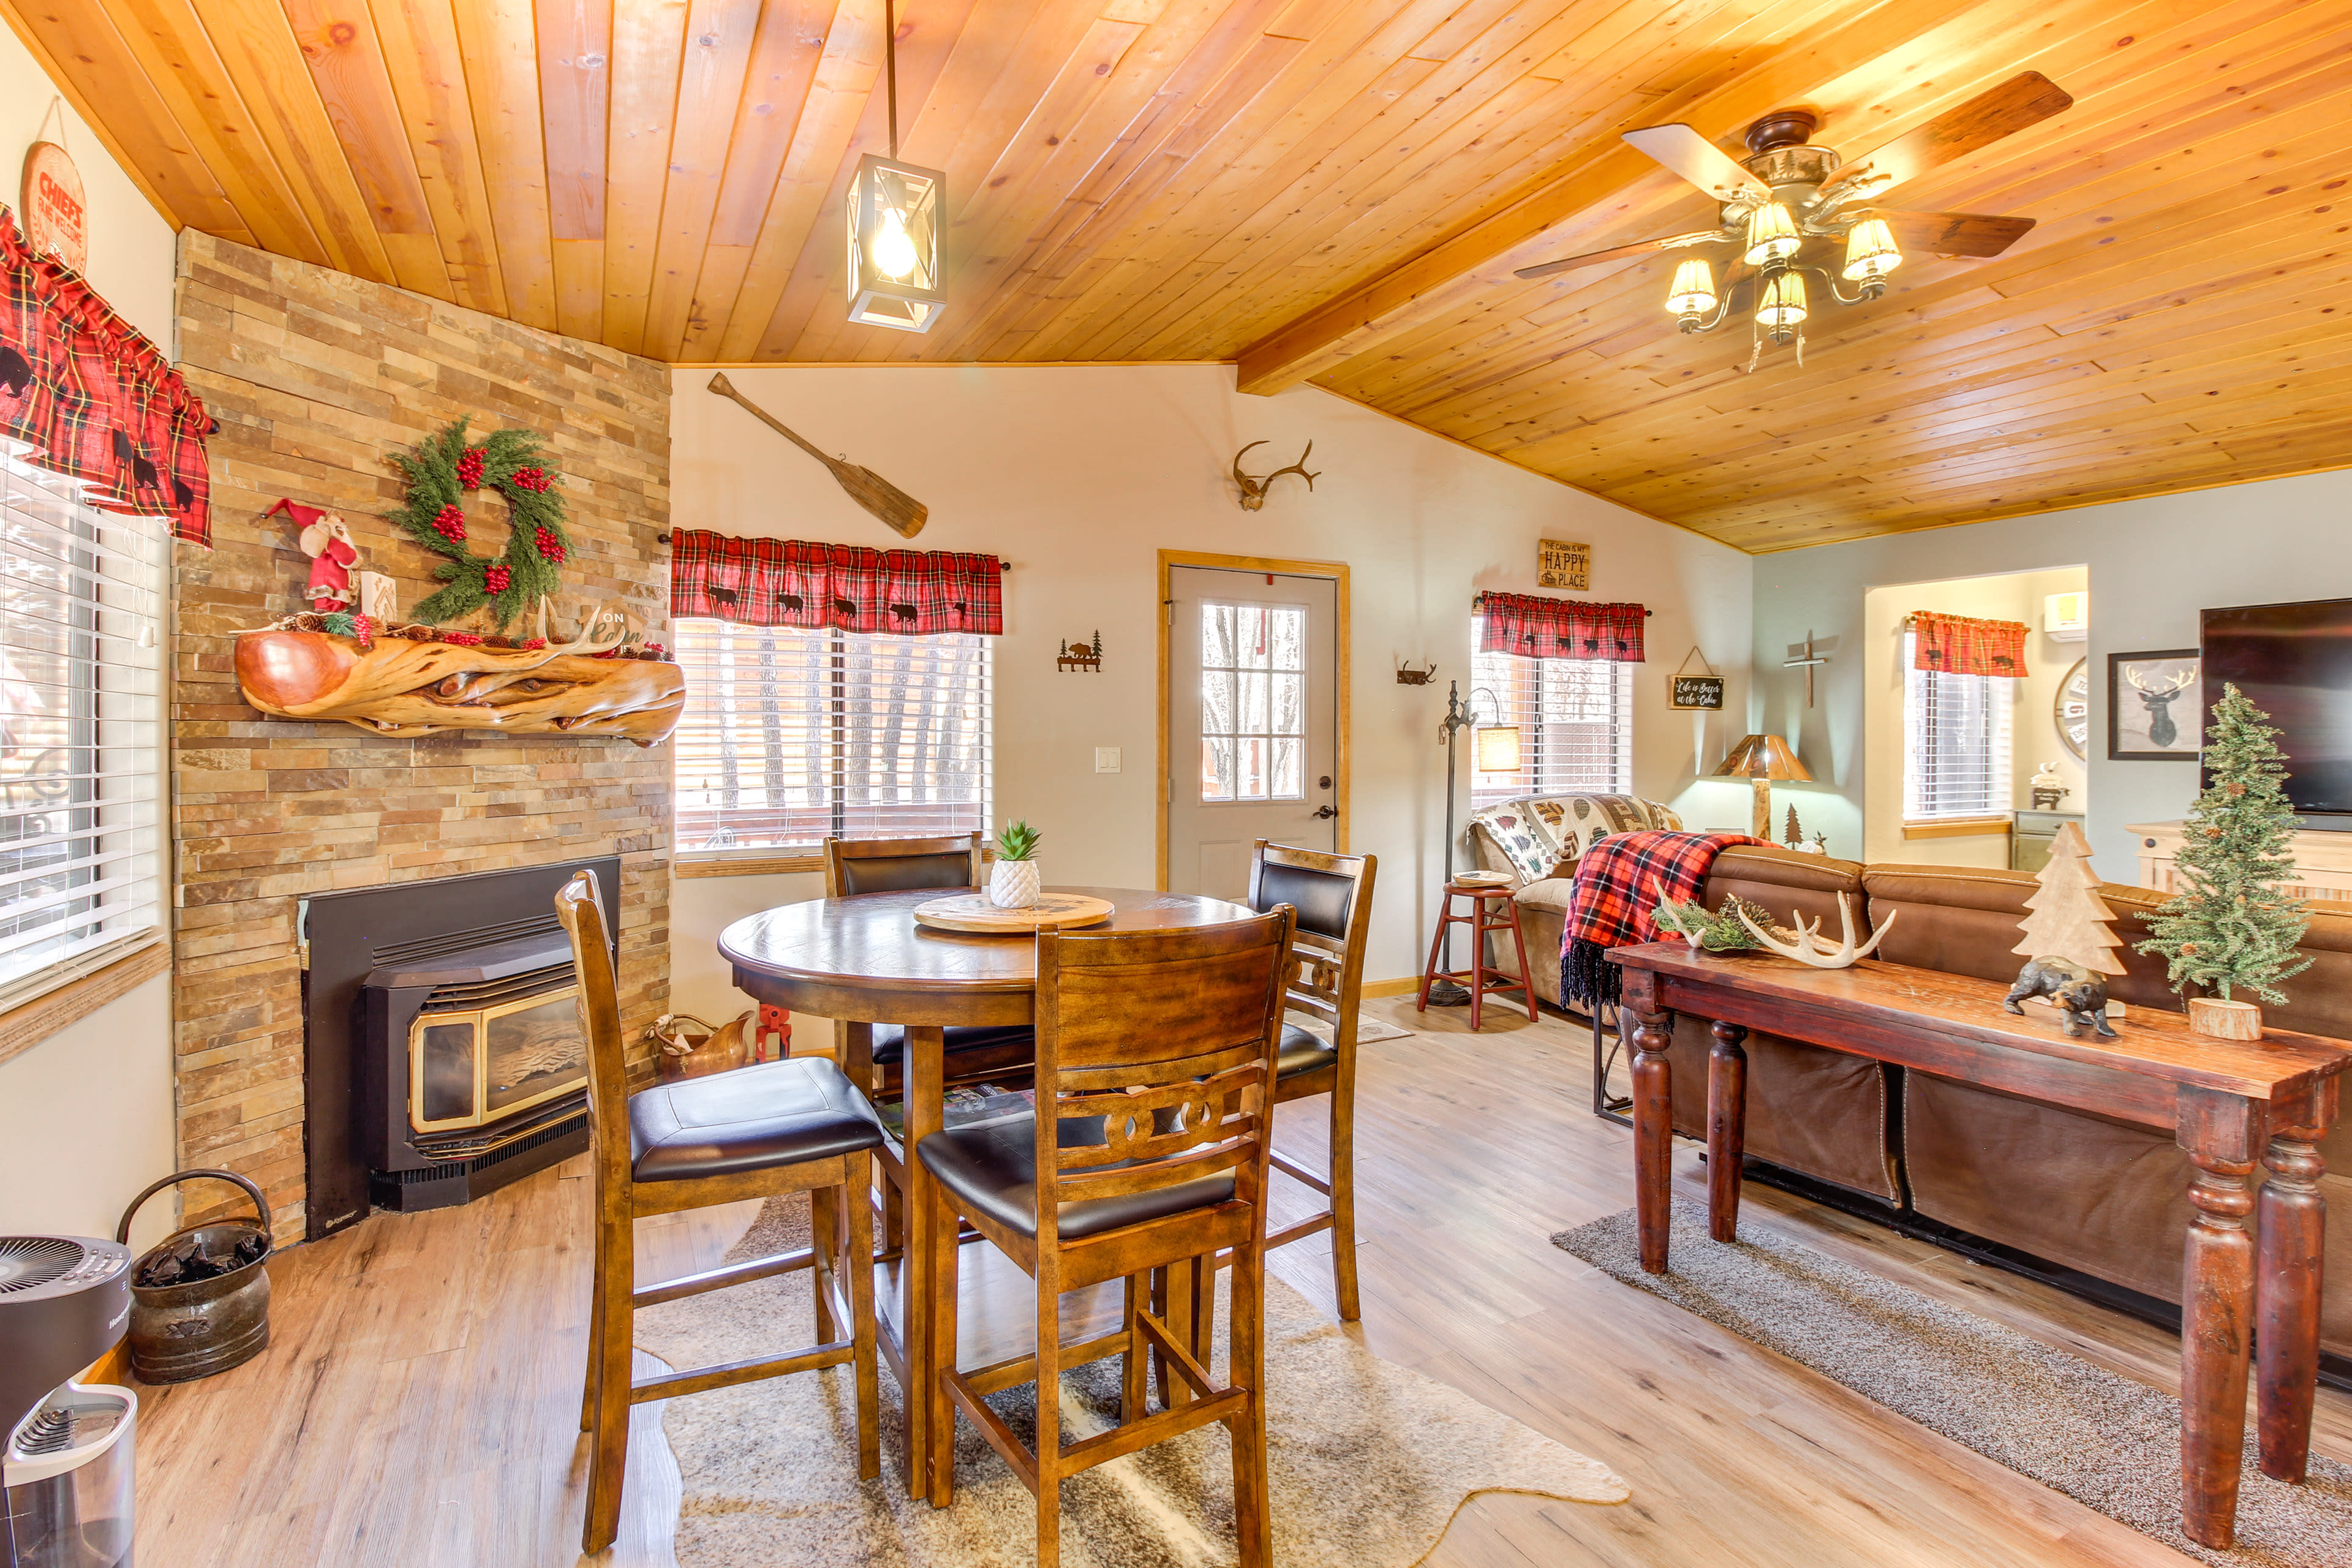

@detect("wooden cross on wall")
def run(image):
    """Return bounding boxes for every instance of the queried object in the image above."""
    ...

[1785,630,1830,707]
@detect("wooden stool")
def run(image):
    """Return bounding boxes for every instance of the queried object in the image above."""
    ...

[1417,882,1539,1029]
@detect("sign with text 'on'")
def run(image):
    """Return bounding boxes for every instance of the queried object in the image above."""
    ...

[1537,538,1589,591]
[1670,675,1726,710]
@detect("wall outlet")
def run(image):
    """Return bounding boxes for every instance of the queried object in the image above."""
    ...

[1094,747,1121,774]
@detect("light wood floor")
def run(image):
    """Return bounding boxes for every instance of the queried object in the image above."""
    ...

[128,997,2350,1567]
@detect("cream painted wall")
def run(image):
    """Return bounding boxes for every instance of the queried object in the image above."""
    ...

[668,364,1755,1023]
[0,29,183,1248]
[1859,566,2087,868]
[1754,467,2352,878]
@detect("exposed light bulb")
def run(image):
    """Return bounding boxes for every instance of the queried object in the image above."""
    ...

[1742,202,1801,266]
[1842,217,1902,282]
[870,207,919,282]
[1665,258,1718,325]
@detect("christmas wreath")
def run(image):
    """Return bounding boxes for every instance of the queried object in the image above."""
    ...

[388,419,573,631]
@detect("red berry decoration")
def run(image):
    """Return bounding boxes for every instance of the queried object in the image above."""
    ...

[533,525,566,564]
[433,503,467,541]
[350,614,375,648]
[483,564,512,594]
[513,467,551,494]
[440,630,484,646]
[519,637,548,651]
[456,447,485,488]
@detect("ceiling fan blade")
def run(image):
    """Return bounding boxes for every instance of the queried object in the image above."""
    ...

[1871,209,2037,257]
[1513,232,1724,282]
[1822,72,2073,200]
[1621,124,1773,203]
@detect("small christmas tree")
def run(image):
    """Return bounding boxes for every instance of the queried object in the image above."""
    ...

[2135,684,2311,1006]
[2012,821,2125,974]
[1784,804,1803,847]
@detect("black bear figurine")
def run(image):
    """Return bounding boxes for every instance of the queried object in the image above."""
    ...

[2003,956,2117,1039]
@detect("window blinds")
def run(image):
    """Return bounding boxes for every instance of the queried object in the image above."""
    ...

[1469,646,1635,806]
[1904,631,2015,820]
[672,619,992,853]
[0,444,166,1012]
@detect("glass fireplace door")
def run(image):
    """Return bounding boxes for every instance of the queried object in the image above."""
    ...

[410,984,587,1134]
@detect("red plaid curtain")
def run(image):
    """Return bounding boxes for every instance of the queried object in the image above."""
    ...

[669,531,1004,635]
[1476,592,1646,662]
[1911,612,2029,677]
[0,208,210,545]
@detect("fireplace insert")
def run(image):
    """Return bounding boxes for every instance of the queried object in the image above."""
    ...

[302,858,619,1240]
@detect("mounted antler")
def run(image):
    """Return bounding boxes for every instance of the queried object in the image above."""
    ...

[1733,893,1896,969]
[1231,440,1320,510]
[2125,664,2196,696]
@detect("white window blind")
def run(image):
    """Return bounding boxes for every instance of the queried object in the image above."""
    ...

[1469,644,1635,805]
[0,445,166,1014]
[1903,630,2014,820]
[672,620,992,852]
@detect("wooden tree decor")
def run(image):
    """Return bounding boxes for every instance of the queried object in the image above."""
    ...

[236,631,684,746]
[2012,821,2127,975]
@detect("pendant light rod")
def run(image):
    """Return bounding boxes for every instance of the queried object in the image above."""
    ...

[884,0,899,159]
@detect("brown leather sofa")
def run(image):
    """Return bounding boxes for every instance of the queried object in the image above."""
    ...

[1651,846,2352,1363]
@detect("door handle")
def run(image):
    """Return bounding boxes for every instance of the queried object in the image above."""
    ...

[1311,805,1338,820]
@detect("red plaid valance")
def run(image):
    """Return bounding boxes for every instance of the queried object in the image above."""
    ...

[0,208,210,546]
[1476,592,1646,662]
[669,532,1003,636]
[1911,611,2029,678]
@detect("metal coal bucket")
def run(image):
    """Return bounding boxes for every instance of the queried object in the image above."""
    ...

[113,1169,273,1384]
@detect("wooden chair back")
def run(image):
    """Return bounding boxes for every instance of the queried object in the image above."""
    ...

[1247,842,1376,1052]
[823,832,986,897]
[554,870,633,1194]
[1030,909,1295,1248]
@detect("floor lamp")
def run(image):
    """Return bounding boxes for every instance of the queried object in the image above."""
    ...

[1430,681,1521,1006]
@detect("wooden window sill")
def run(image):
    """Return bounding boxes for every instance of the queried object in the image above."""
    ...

[0,941,173,1068]
[675,853,825,878]
[1902,817,2012,840]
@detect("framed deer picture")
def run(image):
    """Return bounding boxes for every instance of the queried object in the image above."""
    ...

[2108,649,2202,760]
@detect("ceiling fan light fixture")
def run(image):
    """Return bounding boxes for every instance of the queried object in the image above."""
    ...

[1757,268,1808,340]
[1841,217,1902,282]
[1742,202,1801,266]
[1665,258,1718,326]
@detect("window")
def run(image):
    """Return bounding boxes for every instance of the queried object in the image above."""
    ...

[1904,631,2013,820]
[671,620,991,852]
[1198,601,1306,802]
[0,447,165,1012]
[1469,644,1634,805]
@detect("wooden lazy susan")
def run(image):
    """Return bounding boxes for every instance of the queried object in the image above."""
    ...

[911,892,1115,933]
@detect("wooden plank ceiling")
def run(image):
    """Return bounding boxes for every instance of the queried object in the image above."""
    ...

[8,0,2346,549]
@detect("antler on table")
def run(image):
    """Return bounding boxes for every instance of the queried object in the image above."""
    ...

[1733,893,1896,969]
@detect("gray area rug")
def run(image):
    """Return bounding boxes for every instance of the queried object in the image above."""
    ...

[1553,1199,2352,1567]
[635,1195,1625,1566]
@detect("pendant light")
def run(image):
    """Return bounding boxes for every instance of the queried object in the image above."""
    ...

[1742,202,1801,266]
[845,0,944,333]
[1665,258,1718,331]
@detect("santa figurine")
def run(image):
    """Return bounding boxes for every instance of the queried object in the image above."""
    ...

[268,498,360,612]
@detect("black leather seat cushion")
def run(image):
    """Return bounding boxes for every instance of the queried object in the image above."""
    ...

[870,1022,1035,1065]
[630,1056,884,1183]
[916,1115,1235,1240]
[1277,1021,1337,1079]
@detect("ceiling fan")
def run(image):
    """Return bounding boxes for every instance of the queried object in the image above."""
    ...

[1515,72,2073,364]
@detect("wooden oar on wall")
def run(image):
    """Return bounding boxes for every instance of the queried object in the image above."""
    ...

[707,373,929,538]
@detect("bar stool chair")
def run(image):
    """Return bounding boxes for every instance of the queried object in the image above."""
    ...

[916,908,1295,1568]
[824,833,1038,1258]
[556,871,884,1555]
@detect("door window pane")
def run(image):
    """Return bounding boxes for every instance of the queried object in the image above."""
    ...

[1198,601,1307,802]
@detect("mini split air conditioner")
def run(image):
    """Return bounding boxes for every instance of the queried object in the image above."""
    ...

[2044,591,2088,643]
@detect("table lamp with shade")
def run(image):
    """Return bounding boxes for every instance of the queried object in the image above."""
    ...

[1428,682,1521,1005]
[1713,733,1811,840]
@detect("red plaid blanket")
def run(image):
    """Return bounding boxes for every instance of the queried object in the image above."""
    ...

[1561,830,1765,1008]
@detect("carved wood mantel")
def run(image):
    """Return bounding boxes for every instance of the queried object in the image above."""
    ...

[235,631,684,746]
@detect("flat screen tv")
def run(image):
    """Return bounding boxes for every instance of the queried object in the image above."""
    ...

[2201,596,2352,822]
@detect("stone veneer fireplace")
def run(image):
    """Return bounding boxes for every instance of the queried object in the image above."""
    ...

[169,235,672,1241]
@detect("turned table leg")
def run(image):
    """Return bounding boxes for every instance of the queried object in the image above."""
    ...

[2257,1080,2336,1484]
[1632,1008,1675,1274]
[2177,1087,2260,1549]
[1707,1020,1748,1245]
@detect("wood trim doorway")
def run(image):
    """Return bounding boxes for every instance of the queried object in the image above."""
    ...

[1156,550,1351,891]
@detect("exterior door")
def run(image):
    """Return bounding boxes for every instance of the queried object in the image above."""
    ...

[1165,565,1340,899]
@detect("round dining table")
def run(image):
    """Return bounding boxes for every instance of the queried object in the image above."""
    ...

[718,883,1255,1490]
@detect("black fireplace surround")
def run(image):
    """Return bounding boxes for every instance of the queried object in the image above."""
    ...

[301,858,619,1242]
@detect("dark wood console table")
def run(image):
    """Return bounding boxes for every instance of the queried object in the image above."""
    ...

[1608,941,2349,1550]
